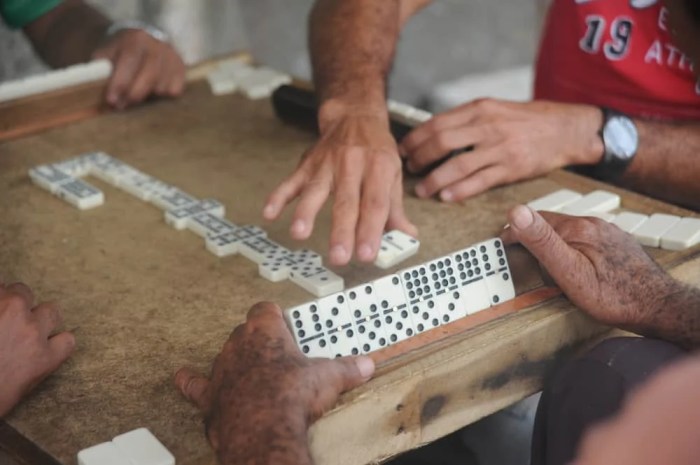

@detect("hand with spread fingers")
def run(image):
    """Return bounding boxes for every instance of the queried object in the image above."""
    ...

[175,301,375,465]
[263,109,417,266]
[0,282,76,417]
[400,100,604,202]
[502,206,700,349]
[92,28,186,110]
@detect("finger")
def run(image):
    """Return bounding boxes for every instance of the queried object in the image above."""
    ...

[156,53,185,96]
[328,158,364,266]
[167,56,187,96]
[107,47,146,109]
[174,367,211,412]
[506,205,583,283]
[31,302,63,337]
[45,331,76,373]
[406,126,483,174]
[246,301,284,322]
[415,149,495,199]
[1,282,35,307]
[355,168,394,262]
[290,174,333,240]
[312,356,375,410]
[263,170,307,221]
[400,105,481,154]
[386,175,418,236]
[126,50,162,105]
[439,165,509,202]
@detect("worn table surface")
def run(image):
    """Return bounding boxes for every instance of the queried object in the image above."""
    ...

[0,80,698,465]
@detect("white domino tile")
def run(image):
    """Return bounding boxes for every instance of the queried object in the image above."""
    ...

[238,67,292,99]
[151,189,198,211]
[633,213,681,247]
[165,199,225,230]
[476,239,515,306]
[239,236,285,264]
[660,217,700,251]
[587,211,616,223]
[55,179,104,210]
[382,306,418,343]
[207,68,238,95]
[452,247,491,314]
[289,265,344,297]
[375,230,420,269]
[77,442,130,465]
[345,283,389,353]
[613,212,649,233]
[561,190,620,216]
[285,302,331,358]
[371,274,409,312]
[258,248,321,282]
[527,189,582,212]
[317,292,360,357]
[112,428,175,465]
[53,156,93,177]
[29,165,72,193]
[205,225,267,257]
[187,212,237,238]
[407,299,441,335]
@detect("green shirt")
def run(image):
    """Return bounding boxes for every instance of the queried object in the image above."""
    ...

[0,0,63,28]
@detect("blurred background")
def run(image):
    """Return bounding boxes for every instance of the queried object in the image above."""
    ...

[0,0,550,110]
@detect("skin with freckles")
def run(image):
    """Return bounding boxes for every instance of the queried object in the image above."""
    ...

[175,302,375,465]
[0,282,76,417]
[22,0,186,109]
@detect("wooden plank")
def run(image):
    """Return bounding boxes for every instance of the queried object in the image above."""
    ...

[0,81,697,465]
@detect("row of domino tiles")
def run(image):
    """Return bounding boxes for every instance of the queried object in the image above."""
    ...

[206,58,291,99]
[0,59,112,103]
[78,428,173,465]
[528,189,700,250]
[29,153,421,297]
[284,238,515,359]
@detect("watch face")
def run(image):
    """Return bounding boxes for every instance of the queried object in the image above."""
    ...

[603,116,639,160]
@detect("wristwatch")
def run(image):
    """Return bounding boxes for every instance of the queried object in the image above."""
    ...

[105,20,170,43]
[594,108,639,180]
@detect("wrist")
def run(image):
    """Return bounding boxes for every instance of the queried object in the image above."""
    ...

[570,105,605,165]
[318,97,389,133]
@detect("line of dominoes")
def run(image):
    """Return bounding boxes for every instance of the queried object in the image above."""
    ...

[206,58,292,99]
[527,189,700,250]
[284,237,515,359]
[29,153,421,296]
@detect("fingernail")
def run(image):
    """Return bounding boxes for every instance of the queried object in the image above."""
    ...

[291,219,306,236]
[440,190,453,202]
[358,243,374,261]
[415,184,427,198]
[355,356,375,379]
[330,245,348,264]
[263,204,276,218]
[512,205,534,229]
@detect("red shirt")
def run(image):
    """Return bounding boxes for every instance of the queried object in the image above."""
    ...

[535,0,700,120]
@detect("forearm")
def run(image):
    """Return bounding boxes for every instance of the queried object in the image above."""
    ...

[310,0,402,123]
[619,120,700,211]
[23,0,110,68]
[631,279,700,350]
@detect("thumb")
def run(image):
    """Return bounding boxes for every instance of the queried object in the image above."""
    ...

[174,367,211,412]
[506,205,581,282]
[310,356,375,414]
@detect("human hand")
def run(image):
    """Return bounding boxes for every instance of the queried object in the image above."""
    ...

[0,282,76,417]
[92,28,186,110]
[263,106,417,266]
[502,206,675,328]
[175,302,375,463]
[400,99,603,202]
[573,354,700,465]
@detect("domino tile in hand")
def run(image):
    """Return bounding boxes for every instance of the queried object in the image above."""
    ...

[29,165,73,193]
[285,302,332,358]
[561,190,621,216]
[452,247,491,314]
[77,442,130,465]
[205,225,267,257]
[151,188,198,211]
[317,292,361,357]
[527,189,582,212]
[633,213,681,247]
[613,212,649,233]
[475,239,516,306]
[187,212,237,238]
[55,178,104,210]
[289,265,345,297]
[374,230,420,269]
[660,217,700,251]
[112,428,175,465]
[345,284,389,354]
[165,199,225,230]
